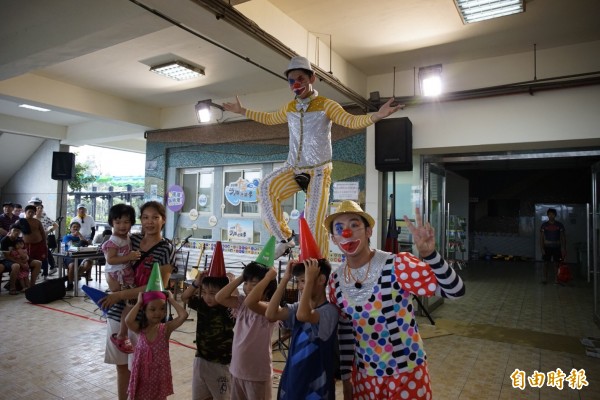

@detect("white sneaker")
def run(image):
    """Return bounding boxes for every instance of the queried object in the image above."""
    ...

[275,239,296,259]
[49,267,58,276]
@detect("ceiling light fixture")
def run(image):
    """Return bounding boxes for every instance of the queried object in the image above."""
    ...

[418,64,443,97]
[19,104,51,112]
[195,99,225,123]
[454,0,524,24]
[150,60,205,81]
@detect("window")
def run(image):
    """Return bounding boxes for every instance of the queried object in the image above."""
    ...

[223,167,261,216]
[177,169,214,240]
[181,169,214,214]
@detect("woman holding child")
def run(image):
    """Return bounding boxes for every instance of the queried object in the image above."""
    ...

[100,201,174,400]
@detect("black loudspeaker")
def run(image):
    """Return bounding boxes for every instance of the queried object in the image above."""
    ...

[25,277,67,304]
[51,151,75,180]
[374,117,413,172]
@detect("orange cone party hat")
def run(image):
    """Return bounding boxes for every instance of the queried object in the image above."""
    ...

[207,241,227,277]
[298,216,323,261]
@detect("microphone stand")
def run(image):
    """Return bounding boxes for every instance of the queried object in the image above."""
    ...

[168,235,191,321]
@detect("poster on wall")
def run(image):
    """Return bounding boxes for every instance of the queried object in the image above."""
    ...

[228,219,254,243]
[166,185,185,212]
[224,177,258,205]
[333,182,359,200]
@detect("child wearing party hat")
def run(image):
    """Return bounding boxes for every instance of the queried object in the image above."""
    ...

[125,263,188,400]
[216,236,278,400]
[181,241,235,400]
[249,218,338,399]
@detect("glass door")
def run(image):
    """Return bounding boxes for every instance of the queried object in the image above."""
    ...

[592,162,600,328]
[421,162,447,313]
[423,163,447,257]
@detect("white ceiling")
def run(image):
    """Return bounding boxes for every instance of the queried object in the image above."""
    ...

[1,0,600,187]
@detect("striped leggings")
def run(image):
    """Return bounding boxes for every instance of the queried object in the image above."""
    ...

[258,163,332,257]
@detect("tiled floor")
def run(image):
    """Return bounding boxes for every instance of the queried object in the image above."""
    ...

[0,258,598,399]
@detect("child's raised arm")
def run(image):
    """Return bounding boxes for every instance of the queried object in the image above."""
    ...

[104,246,141,266]
[182,271,203,304]
[125,292,144,334]
[215,274,244,308]
[261,261,293,322]
[165,291,188,337]
[296,259,321,324]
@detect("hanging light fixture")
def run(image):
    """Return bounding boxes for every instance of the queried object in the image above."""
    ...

[195,100,225,123]
[418,64,443,97]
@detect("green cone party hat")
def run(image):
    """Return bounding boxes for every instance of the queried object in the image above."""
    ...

[255,236,276,268]
[145,261,164,292]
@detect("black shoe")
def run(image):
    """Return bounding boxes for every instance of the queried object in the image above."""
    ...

[65,283,74,291]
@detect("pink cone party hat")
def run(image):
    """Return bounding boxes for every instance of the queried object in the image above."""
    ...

[298,217,323,261]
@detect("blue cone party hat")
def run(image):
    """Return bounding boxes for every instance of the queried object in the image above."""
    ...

[81,284,108,314]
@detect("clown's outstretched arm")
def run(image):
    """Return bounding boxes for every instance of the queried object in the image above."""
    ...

[370,98,405,123]
[222,95,247,116]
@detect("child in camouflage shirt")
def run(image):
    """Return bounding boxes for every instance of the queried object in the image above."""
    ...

[182,242,235,400]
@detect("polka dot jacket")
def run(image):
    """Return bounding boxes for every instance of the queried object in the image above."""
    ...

[329,250,465,379]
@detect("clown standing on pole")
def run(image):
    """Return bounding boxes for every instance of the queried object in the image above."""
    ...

[223,56,404,259]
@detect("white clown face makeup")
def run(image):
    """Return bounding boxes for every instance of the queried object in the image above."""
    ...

[332,214,370,256]
[287,70,314,98]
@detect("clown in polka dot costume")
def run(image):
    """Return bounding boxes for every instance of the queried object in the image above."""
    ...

[325,201,465,399]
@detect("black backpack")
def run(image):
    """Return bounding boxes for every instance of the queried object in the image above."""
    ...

[25,277,67,304]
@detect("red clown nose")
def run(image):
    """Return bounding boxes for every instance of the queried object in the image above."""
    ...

[342,228,353,238]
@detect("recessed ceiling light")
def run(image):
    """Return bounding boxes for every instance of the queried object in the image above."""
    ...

[19,104,51,112]
[150,60,205,81]
[454,0,524,24]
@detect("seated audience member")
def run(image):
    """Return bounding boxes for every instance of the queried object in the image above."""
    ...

[12,204,23,219]
[22,205,49,277]
[71,204,96,241]
[0,225,41,294]
[93,228,113,245]
[34,204,59,275]
[62,221,93,291]
[10,238,31,291]
[0,202,20,238]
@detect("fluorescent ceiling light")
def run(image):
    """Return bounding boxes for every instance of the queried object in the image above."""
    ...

[150,60,205,81]
[19,104,51,112]
[454,0,524,24]
[418,64,443,97]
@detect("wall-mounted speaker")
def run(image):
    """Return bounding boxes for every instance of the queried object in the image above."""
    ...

[375,117,413,172]
[51,152,75,180]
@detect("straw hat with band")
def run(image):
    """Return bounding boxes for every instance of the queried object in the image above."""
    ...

[324,200,376,234]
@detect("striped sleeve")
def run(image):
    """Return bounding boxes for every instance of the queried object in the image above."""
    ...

[245,104,289,125]
[323,98,374,129]
[423,251,465,299]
